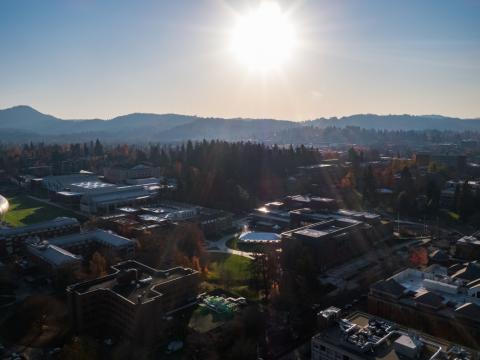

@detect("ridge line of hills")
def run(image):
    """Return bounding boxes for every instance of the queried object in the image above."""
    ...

[1,105,480,143]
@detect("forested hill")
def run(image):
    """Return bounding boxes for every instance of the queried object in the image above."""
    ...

[1,105,479,143]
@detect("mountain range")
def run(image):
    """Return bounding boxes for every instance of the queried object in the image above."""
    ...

[1,105,479,143]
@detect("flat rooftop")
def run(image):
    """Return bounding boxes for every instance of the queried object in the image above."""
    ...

[458,235,480,246]
[49,229,134,249]
[70,181,115,190]
[70,261,198,304]
[27,242,81,267]
[81,186,152,204]
[390,265,480,307]
[284,218,362,240]
[371,264,480,323]
[314,311,477,360]
[0,217,79,238]
[294,228,328,239]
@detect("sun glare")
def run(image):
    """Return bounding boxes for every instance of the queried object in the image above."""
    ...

[231,1,296,70]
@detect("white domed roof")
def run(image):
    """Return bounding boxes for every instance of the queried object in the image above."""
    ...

[238,231,280,243]
[0,195,9,216]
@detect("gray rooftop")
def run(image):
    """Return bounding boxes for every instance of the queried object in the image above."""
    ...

[313,312,478,360]
[0,217,79,238]
[27,242,81,267]
[50,229,134,249]
[69,260,198,305]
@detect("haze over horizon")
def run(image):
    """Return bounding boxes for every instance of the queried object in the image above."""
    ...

[2,104,480,122]
[1,0,479,121]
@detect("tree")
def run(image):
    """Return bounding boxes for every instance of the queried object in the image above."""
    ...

[362,165,377,205]
[340,170,356,189]
[61,336,99,360]
[89,251,107,278]
[409,247,428,267]
[249,249,279,302]
[93,139,103,157]
[425,179,440,215]
[459,180,474,222]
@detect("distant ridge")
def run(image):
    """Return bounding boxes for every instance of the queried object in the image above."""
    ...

[1,105,480,143]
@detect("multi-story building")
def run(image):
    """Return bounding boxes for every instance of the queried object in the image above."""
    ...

[42,173,101,193]
[197,208,233,237]
[282,216,391,273]
[79,185,155,214]
[47,229,135,260]
[25,229,135,278]
[311,307,478,360]
[26,242,82,276]
[67,260,200,343]
[0,217,80,257]
[104,164,163,184]
[368,263,480,349]
[455,234,480,261]
[250,196,392,235]
[249,202,292,232]
[284,195,340,212]
[414,153,468,173]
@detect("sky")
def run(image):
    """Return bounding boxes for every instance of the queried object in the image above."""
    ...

[1,0,479,121]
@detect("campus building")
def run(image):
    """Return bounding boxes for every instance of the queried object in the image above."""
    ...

[368,262,480,349]
[103,164,163,184]
[40,173,158,214]
[250,195,392,236]
[455,233,480,261]
[25,229,135,277]
[79,185,154,214]
[0,217,81,257]
[42,173,101,193]
[67,260,200,343]
[249,202,292,232]
[312,307,478,360]
[414,153,468,173]
[26,241,82,275]
[281,216,391,273]
[284,195,340,212]
[98,202,232,238]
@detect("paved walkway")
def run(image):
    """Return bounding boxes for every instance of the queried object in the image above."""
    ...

[206,232,254,259]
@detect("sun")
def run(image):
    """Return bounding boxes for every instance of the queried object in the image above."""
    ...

[231,2,296,70]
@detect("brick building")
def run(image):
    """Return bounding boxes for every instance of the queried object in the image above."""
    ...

[67,260,200,344]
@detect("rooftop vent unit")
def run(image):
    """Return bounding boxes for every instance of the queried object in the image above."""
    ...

[317,306,342,331]
[447,346,473,360]
[394,334,423,359]
[117,268,138,285]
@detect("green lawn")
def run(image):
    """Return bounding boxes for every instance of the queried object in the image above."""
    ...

[206,253,252,283]
[4,195,82,227]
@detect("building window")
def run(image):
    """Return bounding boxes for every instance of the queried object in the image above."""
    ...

[320,345,326,352]
[343,356,349,360]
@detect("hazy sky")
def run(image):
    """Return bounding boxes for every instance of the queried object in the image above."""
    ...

[1,0,479,120]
